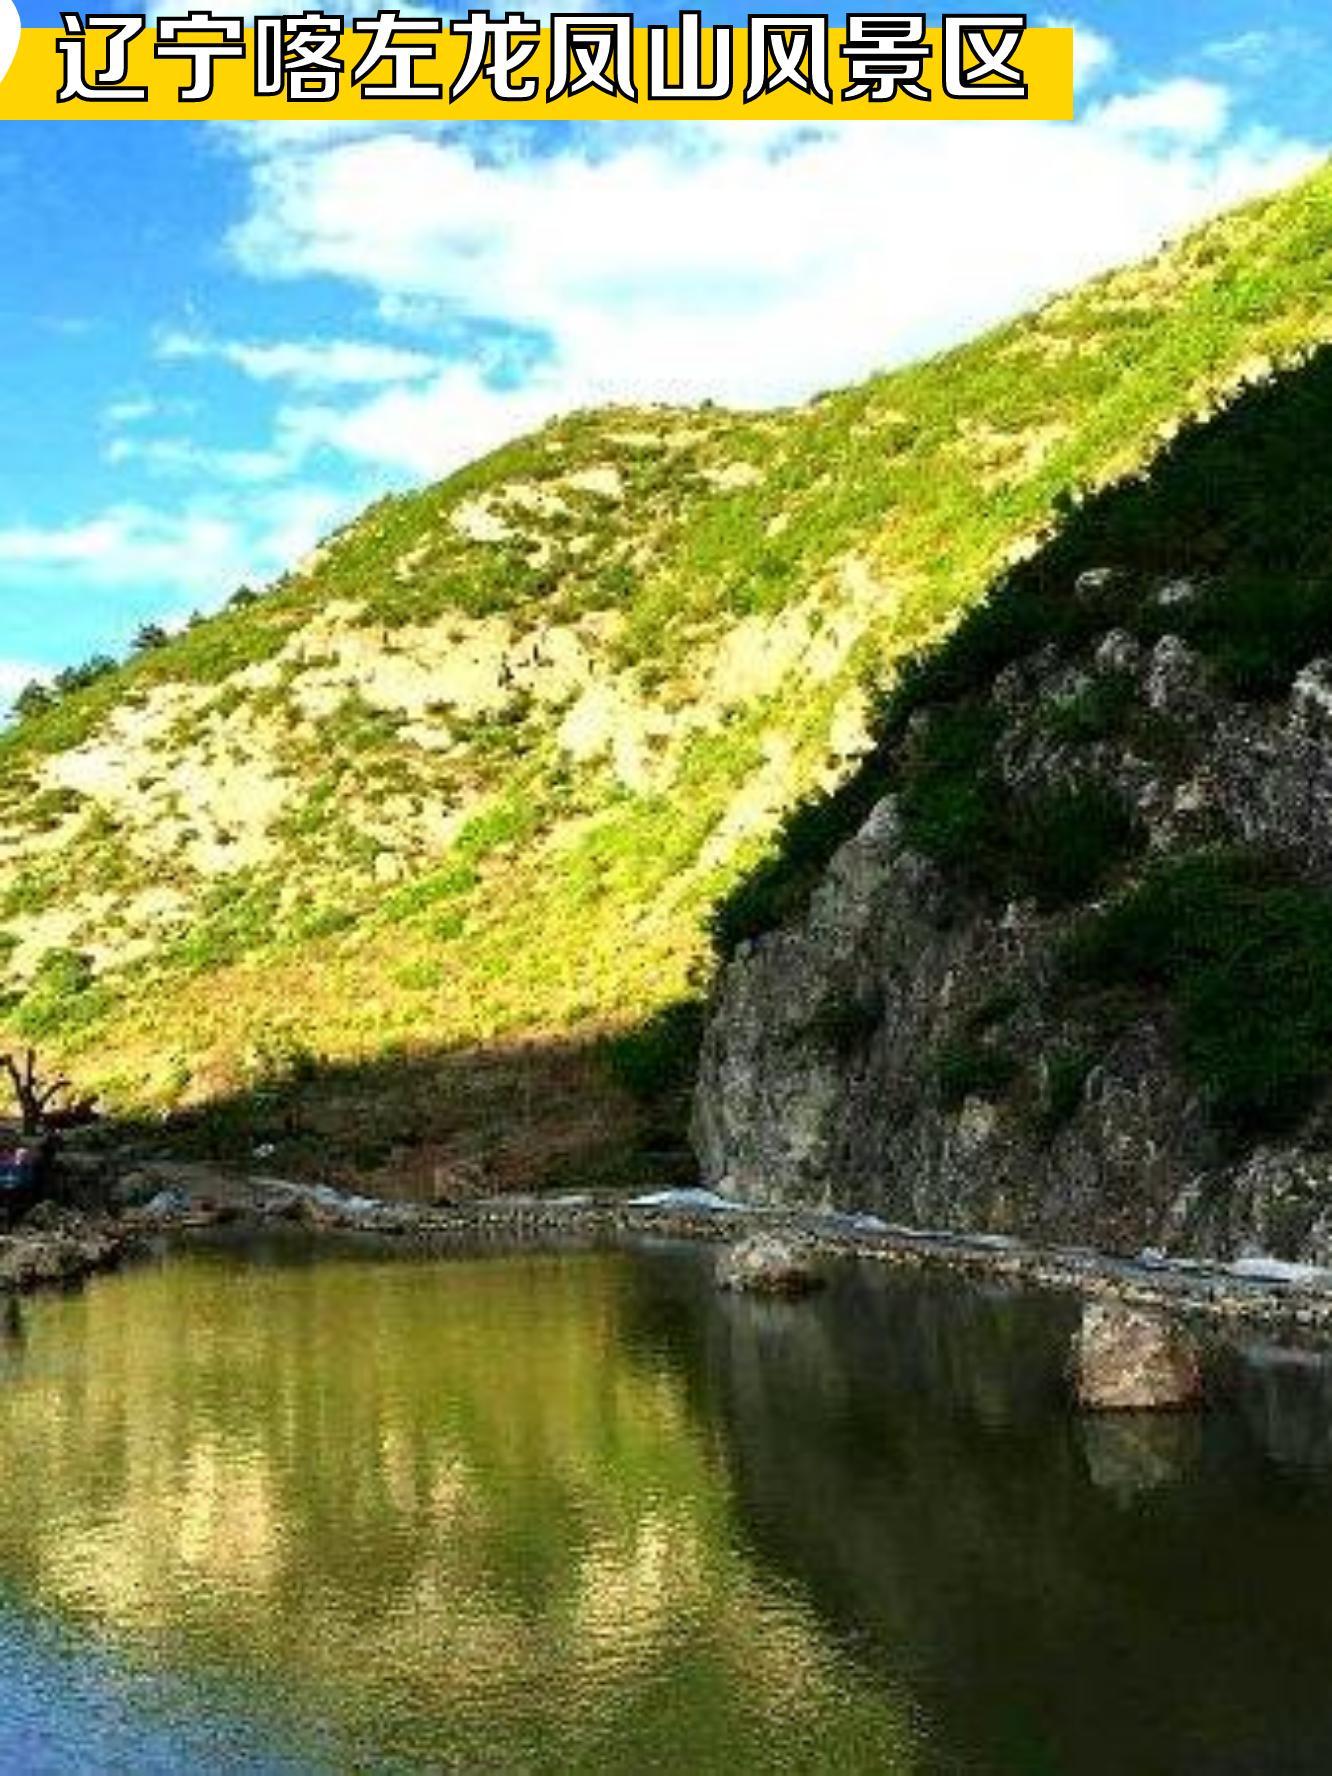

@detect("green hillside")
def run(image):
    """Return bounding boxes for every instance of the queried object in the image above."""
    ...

[4,163,1332,1191]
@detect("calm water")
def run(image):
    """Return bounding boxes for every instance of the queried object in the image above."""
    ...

[0,1238,1329,1772]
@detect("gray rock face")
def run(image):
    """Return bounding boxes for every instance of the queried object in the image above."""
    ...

[695,800,1200,1252]
[1073,1302,1203,1413]
[717,1234,825,1297]
[694,617,1332,1261]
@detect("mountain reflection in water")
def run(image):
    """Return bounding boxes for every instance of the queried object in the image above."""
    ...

[0,1237,1326,1772]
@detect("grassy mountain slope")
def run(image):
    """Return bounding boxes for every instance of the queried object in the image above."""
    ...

[4,164,1332,1189]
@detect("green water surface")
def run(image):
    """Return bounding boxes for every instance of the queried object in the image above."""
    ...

[0,1236,1327,1773]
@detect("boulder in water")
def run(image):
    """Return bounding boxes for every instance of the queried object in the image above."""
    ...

[717,1234,824,1298]
[1074,1300,1202,1411]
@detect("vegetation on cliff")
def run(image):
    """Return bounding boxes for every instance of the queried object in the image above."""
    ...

[711,340,1332,1173]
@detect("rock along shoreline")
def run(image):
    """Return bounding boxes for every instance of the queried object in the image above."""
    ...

[56,1162,1332,1343]
[0,1210,143,1295]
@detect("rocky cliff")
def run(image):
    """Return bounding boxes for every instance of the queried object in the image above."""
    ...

[696,348,1332,1263]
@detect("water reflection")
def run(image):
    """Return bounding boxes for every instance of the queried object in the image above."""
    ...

[0,1242,1331,1771]
[0,1240,913,1771]
[629,1256,1332,1775]
[1078,1411,1202,1502]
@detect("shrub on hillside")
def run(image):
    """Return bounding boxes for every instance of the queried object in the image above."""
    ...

[1064,850,1332,1140]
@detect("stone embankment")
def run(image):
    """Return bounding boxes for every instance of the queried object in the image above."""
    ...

[98,1164,1332,1343]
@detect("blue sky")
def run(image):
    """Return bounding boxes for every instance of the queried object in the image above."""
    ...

[0,1,1327,700]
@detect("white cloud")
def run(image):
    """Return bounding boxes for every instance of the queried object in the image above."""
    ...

[1044,18,1115,90]
[1205,30,1274,66]
[219,85,1319,479]
[155,329,440,388]
[102,396,158,427]
[276,364,563,480]
[1073,24,1115,90]
[102,430,305,484]
[0,488,348,619]
[1203,29,1314,75]
[1094,78,1231,146]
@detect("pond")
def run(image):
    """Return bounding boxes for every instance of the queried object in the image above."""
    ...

[0,1235,1329,1773]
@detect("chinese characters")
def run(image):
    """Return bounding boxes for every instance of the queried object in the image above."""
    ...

[54,9,1033,107]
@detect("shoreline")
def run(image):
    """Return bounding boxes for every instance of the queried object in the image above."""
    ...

[85,1166,1332,1342]
[401,1201,1332,1340]
[15,1156,1332,1340]
[0,1212,142,1294]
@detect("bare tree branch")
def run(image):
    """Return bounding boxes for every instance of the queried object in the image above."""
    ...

[0,1050,87,1137]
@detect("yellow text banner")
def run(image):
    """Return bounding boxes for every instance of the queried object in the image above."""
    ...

[0,22,1074,121]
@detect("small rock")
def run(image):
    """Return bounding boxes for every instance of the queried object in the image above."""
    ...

[1048,666,1094,710]
[1145,635,1209,718]
[1171,778,1209,817]
[1289,660,1332,739]
[717,1235,825,1298]
[142,1188,190,1220]
[1074,567,1125,603]
[1094,630,1142,676]
[20,1201,78,1234]
[1073,1301,1203,1412]
[1154,578,1199,610]
[272,1193,338,1228]
[991,661,1029,709]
